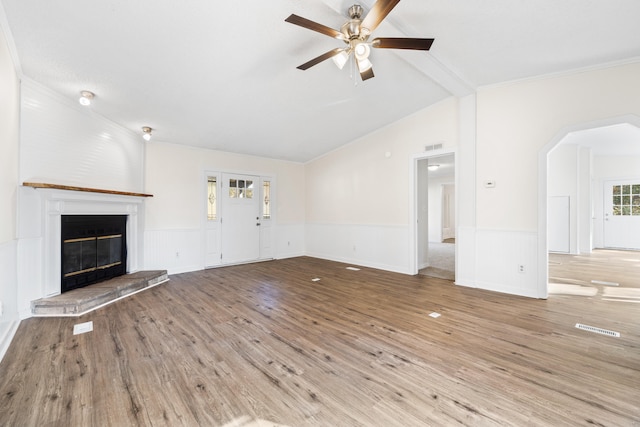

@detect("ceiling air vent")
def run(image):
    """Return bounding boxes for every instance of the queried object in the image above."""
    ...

[425,143,443,151]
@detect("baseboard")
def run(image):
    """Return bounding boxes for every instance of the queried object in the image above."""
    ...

[305,251,410,275]
[275,251,305,260]
[0,320,20,363]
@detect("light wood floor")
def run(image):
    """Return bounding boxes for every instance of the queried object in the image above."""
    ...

[549,248,640,296]
[1,255,638,426]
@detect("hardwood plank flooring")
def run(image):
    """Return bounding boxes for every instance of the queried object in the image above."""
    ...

[1,256,638,426]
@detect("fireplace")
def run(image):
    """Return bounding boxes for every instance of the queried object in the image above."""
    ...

[61,215,128,292]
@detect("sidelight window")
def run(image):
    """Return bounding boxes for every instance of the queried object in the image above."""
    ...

[263,180,271,219]
[207,176,217,220]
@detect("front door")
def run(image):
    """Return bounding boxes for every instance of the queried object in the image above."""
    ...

[221,173,261,264]
[603,180,640,249]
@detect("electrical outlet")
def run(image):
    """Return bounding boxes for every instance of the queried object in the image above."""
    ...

[176,251,180,258]
[518,265,525,273]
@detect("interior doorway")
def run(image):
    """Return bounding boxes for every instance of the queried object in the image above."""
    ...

[542,118,640,298]
[416,153,456,281]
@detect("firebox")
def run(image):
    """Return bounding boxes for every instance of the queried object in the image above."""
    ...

[61,215,127,293]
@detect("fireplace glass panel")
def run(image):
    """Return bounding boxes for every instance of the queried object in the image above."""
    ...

[81,240,98,271]
[97,235,122,268]
[63,238,97,276]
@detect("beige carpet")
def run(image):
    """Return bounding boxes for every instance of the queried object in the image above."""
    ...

[419,242,455,281]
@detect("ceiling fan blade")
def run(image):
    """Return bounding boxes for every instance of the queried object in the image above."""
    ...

[285,14,346,40]
[360,0,401,34]
[356,59,375,81]
[372,37,434,50]
[296,48,345,70]
[360,67,375,81]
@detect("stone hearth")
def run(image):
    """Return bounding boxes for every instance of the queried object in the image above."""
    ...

[31,270,168,316]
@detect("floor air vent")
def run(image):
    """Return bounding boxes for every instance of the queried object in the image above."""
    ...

[575,323,620,337]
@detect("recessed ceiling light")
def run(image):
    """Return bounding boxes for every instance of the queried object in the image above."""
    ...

[79,90,94,106]
[142,126,153,141]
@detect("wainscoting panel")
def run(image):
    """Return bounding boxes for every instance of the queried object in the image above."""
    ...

[474,229,540,298]
[275,223,305,260]
[16,237,43,318]
[306,223,410,274]
[144,229,204,275]
[0,239,20,362]
[455,226,476,287]
[0,239,18,319]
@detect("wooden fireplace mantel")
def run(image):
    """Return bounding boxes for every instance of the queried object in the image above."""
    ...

[23,182,153,198]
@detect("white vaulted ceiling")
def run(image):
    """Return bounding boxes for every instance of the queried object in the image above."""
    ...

[1,0,639,162]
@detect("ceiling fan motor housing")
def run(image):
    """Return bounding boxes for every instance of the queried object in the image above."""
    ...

[342,5,370,41]
[348,4,364,19]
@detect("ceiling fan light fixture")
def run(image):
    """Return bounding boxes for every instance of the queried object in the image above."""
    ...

[354,42,371,60]
[79,90,94,106]
[357,57,373,73]
[142,126,153,141]
[332,50,350,70]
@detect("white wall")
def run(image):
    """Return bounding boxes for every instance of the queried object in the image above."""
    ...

[305,97,459,273]
[19,80,145,192]
[478,63,640,231]
[578,147,593,253]
[548,144,579,253]
[428,175,455,243]
[0,21,21,359]
[417,160,429,268]
[144,142,306,273]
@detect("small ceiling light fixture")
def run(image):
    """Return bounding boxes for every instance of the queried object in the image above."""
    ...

[78,90,94,106]
[428,164,440,171]
[142,126,153,141]
[354,42,372,73]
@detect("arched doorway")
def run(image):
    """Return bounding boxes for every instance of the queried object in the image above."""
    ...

[537,114,640,297]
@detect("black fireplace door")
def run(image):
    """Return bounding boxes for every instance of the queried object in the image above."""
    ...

[61,215,127,292]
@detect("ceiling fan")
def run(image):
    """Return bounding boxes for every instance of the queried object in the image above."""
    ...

[285,0,434,81]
